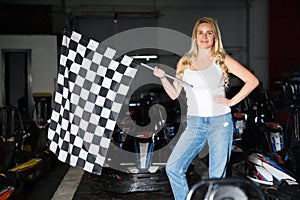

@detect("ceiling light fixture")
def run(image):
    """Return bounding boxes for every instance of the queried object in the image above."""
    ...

[113,12,118,23]
[132,55,158,61]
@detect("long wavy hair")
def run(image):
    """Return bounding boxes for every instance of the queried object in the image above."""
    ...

[178,17,229,88]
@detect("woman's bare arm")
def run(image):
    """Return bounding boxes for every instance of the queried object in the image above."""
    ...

[214,54,259,106]
[153,59,185,100]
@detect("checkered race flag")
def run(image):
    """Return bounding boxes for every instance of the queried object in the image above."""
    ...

[48,31,138,174]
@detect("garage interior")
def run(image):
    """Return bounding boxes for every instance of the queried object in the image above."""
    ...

[0,0,300,199]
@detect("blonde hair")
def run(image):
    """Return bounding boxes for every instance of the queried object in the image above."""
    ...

[177,17,229,88]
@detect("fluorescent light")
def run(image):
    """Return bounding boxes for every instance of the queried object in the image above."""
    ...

[113,12,118,23]
[132,55,158,61]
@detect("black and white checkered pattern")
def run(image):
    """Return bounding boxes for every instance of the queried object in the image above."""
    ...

[48,31,138,174]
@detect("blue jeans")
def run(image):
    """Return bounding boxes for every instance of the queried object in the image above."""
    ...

[165,113,233,200]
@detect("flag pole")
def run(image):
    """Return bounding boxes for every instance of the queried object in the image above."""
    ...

[140,63,193,88]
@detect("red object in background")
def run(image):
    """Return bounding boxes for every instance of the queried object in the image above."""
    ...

[233,113,245,119]
[0,187,14,200]
[265,122,281,130]
[269,0,300,91]
[274,110,290,127]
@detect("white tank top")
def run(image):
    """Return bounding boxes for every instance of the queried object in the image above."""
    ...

[182,61,231,117]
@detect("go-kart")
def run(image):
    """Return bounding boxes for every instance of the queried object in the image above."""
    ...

[88,90,200,193]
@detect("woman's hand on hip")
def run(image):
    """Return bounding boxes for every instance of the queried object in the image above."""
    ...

[213,95,233,107]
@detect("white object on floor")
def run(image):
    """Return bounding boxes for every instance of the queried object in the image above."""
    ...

[51,166,84,200]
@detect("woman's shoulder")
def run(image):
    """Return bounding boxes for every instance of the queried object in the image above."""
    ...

[214,53,232,65]
[223,53,236,62]
[223,53,239,66]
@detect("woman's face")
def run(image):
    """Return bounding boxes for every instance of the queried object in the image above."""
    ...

[195,22,215,50]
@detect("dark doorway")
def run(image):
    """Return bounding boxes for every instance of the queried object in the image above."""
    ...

[2,50,32,121]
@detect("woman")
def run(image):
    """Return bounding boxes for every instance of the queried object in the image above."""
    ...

[153,17,259,200]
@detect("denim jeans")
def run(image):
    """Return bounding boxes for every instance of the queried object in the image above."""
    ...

[165,113,233,200]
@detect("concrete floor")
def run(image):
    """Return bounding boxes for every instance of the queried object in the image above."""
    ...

[20,152,300,200]
[23,156,208,200]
